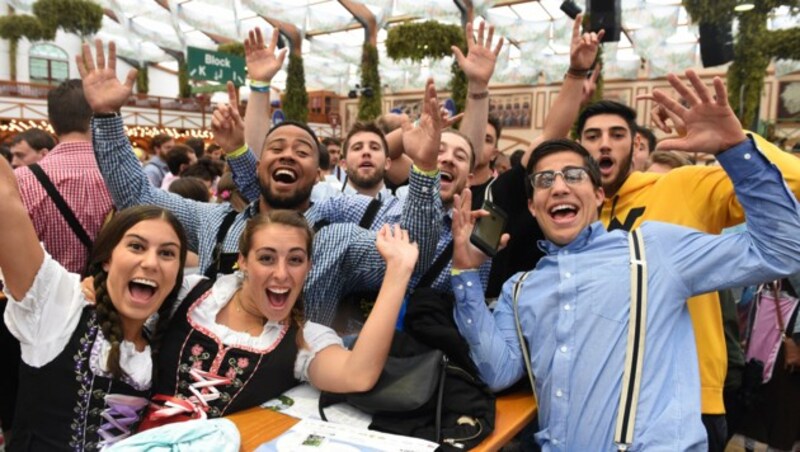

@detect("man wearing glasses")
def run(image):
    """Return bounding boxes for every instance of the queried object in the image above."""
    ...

[448,74,800,450]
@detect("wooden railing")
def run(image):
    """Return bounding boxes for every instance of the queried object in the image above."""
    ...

[0,80,209,114]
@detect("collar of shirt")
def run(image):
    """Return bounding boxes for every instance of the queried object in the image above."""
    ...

[537,221,606,255]
[44,140,94,157]
[342,182,391,201]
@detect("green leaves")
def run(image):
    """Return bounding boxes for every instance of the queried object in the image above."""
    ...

[386,21,465,62]
[218,42,245,58]
[0,14,54,41]
[284,53,308,122]
[33,0,103,40]
[358,43,382,121]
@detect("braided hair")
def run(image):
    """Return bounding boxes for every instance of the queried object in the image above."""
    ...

[85,205,188,378]
[238,210,312,349]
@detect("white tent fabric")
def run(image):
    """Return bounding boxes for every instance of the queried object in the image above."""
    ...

[2,0,798,93]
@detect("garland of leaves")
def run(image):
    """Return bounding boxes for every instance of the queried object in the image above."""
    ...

[386,21,467,113]
[358,43,382,121]
[218,42,245,58]
[178,59,191,98]
[284,53,308,122]
[683,0,800,128]
[33,0,102,40]
[136,64,149,95]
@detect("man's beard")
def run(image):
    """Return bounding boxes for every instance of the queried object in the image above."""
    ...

[604,146,634,198]
[346,167,385,191]
[260,182,313,210]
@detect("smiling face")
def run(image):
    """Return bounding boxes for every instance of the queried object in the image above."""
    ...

[578,114,636,196]
[237,224,311,322]
[438,131,473,207]
[258,125,319,211]
[103,219,182,327]
[344,131,389,191]
[528,151,604,246]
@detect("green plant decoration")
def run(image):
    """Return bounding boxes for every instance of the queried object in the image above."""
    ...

[386,21,467,113]
[284,53,308,122]
[683,0,800,128]
[218,42,245,58]
[136,64,149,95]
[358,43,382,121]
[0,14,54,41]
[32,0,102,40]
[178,59,191,98]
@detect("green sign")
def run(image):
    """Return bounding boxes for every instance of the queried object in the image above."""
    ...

[190,84,230,94]
[187,46,246,86]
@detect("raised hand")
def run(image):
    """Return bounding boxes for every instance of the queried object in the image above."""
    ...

[580,65,600,107]
[452,21,504,89]
[245,27,287,83]
[649,102,687,137]
[451,188,509,270]
[647,70,747,154]
[570,14,604,71]
[76,40,137,114]
[401,79,443,172]
[211,81,245,152]
[376,224,419,274]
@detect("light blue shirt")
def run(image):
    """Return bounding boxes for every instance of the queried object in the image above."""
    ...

[452,138,800,451]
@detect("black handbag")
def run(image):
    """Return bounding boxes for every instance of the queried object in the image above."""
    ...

[318,335,449,441]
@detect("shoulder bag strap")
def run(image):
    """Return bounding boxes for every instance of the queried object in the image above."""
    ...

[770,281,788,335]
[358,198,382,230]
[417,241,453,289]
[512,271,537,402]
[203,210,239,280]
[614,229,648,451]
[28,163,92,248]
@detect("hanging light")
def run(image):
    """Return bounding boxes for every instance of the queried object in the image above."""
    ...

[734,2,755,12]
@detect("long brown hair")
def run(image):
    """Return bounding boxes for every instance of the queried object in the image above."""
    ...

[85,205,188,378]
[238,210,313,348]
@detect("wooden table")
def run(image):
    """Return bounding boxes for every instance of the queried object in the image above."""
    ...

[227,390,536,451]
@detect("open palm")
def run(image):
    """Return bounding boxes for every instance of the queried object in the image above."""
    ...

[651,70,747,155]
[401,79,442,171]
[245,27,287,83]
[76,40,136,114]
[452,21,503,86]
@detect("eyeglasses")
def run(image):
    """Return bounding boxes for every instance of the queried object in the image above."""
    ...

[529,166,590,190]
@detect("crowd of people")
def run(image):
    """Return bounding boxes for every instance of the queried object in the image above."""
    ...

[0,13,798,452]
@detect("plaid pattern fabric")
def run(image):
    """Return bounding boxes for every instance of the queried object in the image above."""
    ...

[15,141,113,273]
[92,116,442,325]
[230,144,488,293]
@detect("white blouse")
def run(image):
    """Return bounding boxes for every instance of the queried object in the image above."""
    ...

[3,253,153,389]
[180,274,343,382]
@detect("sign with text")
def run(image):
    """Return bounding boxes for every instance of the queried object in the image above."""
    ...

[187,47,246,86]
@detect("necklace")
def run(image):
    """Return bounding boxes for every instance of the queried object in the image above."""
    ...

[232,292,266,336]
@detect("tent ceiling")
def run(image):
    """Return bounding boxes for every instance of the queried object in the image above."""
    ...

[3,0,799,93]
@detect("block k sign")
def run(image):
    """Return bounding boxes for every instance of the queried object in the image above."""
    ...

[187,47,246,86]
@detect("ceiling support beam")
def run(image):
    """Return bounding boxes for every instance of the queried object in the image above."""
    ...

[338,0,378,46]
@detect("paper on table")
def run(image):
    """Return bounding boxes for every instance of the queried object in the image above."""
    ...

[261,384,372,429]
[254,418,439,452]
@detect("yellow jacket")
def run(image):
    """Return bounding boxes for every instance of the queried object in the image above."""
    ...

[600,133,800,414]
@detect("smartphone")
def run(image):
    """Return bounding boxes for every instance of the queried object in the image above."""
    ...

[470,200,508,257]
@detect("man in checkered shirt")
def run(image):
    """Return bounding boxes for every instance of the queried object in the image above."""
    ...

[79,39,443,326]
[14,79,113,274]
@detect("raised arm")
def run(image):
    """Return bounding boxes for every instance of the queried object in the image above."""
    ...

[0,157,44,300]
[309,225,417,392]
[522,14,603,167]
[646,70,800,293]
[243,27,287,160]
[453,21,503,168]
[79,40,219,252]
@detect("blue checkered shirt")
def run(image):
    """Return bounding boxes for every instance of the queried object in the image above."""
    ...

[91,116,442,325]
[231,148,490,293]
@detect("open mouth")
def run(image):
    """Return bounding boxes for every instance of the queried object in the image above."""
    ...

[265,287,290,309]
[272,168,298,184]
[549,203,578,224]
[440,171,454,184]
[358,162,375,169]
[597,156,614,175]
[128,278,158,305]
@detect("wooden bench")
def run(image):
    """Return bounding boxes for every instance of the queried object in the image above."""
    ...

[227,390,536,451]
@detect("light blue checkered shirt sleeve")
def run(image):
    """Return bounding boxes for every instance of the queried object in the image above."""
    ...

[227,148,261,203]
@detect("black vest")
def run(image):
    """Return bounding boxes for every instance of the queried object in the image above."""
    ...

[10,308,150,452]
[154,280,300,418]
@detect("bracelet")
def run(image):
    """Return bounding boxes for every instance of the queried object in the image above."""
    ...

[468,91,489,100]
[93,111,120,119]
[566,67,590,79]
[412,164,439,177]
[249,80,270,93]
[227,144,249,159]
[451,268,478,276]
